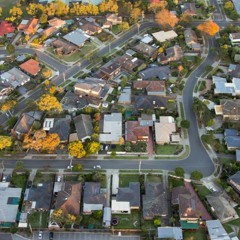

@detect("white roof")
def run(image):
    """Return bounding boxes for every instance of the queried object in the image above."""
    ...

[99,113,122,143]
[155,121,176,144]
[118,87,131,104]
[206,220,231,240]
[20,19,29,25]
[83,203,103,212]
[63,28,90,46]
[141,34,153,44]
[43,118,54,131]
[0,187,22,223]
[157,227,183,239]
[111,200,130,212]
[159,116,175,123]
[152,30,178,43]
[233,77,240,91]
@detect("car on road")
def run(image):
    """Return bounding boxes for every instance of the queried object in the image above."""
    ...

[38,230,43,239]
[2,176,6,182]
[49,231,54,240]
[93,165,101,169]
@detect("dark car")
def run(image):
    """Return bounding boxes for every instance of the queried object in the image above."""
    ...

[49,232,54,240]
[27,181,32,188]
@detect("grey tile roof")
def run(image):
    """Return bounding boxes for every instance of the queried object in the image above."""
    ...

[135,95,168,110]
[73,114,94,140]
[139,66,170,80]
[157,227,183,239]
[229,171,240,185]
[63,29,89,46]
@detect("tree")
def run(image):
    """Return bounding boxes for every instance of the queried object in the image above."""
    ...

[72,163,83,172]
[0,136,12,150]
[155,9,179,29]
[0,7,2,16]
[42,69,52,79]
[119,22,130,31]
[52,209,64,222]
[39,13,48,24]
[37,94,62,112]
[48,85,57,95]
[6,44,15,54]
[92,172,104,182]
[94,112,101,121]
[148,0,167,13]
[197,20,220,37]
[92,210,103,219]
[66,214,76,223]
[68,140,86,158]
[153,218,161,227]
[175,167,185,177]
[119,137,124,145]
[87,142,100,154]
[190,171,203,180]
[0,99,16,112]
[130,7,142,23]
[180,120,190,129]
[9,6,23,17]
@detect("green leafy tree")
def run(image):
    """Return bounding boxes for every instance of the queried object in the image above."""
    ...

[190,171,203,180]
[153,218,161,227]
[180,120,190,129]
[6,44,15,54]
[175,167,185,177]
[72,163,83,172]
[92,210,103,219]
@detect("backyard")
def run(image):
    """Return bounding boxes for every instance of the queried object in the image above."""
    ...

[184,228,208,240]
[11,171,28,189]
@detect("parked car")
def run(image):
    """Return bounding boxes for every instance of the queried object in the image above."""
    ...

[38,230,43,240]
[27,181,32,188]
[2,176,6,182]
[93,165,101,169]
[49,231,54,240]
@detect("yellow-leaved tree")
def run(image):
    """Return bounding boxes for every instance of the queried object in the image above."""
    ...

[197,20,220,37]
[87,141,100,154]
[68,140,86,158]
[37,94,62,112]
[0,99,16,112]
[0,136,12,150]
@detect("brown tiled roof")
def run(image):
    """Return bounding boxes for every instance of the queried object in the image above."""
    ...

[48,17,65,28]
[125,121,149,142]
[42,26,57,37]
[80,23,101,34]
[179,194,199,219]
[171,186,190,205]
[220,99,240,116]
[134,81,165,93]
[20,59,41,76]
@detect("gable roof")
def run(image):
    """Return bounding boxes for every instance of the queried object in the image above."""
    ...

[142,182,168,219]
[80,22,101,34]
[23,18,39,35]
[12,113,35,135]
[73,114,94,140]
[19,59,41,76]
[116,182,141,207]
[55,182,82,216]
[48,17,66,28]
[139,66,170,80]
[0,21,15,36]
[135,95,168,110]
[125,121,149,142]
[228,171,240,185]
[172,186,190,205]
[157,227,183,239]
[63,29,89,47]
[179,194,199,219]
[220,99,240,116]
[133,81,166,93]
[206,220,231,240]
[152,30,178,43]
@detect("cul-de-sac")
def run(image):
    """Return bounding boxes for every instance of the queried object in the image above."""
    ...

[0,0,240,239]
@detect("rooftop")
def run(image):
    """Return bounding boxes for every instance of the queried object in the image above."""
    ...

[63,29,89,46]
[19,59,41,76]
[152,30,178,43]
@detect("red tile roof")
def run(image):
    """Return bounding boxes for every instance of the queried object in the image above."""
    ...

[0,21,15,36]
[23,18,39,35]
[125,121,149,142]
[20,59,41,76]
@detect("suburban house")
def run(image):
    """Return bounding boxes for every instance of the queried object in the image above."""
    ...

[155,116,179,145]
[0,21,15,37]
[0,187,22,227]
[181,2,197,15]
[1,67,30,88]
[215,99,240,122]
[99,61,121,81]
[228,171,240,194]
[229,33,240,46]
[142,182,168,220]
[133,81,166,96]
[135,95,168,110]
[141,34,154,44]
[212,76,240,96]
[139,66,170,80]
[48,17,66,29]
[224,128,240,151]
[118,87,131,105]
[63,29,90,47]
[43,116,71,143]
[232,0,240,15]
[99,113,122,144]
[24,182,54,211]
[103,13,122,28]
[114,54,144,72]
[206,191,239,223]
[179,194,200,229]
[184,28,201,51]
[39,0,103,5]
[11,111,43,140]
[171,186,190,205]
[71,114,94,142]
[111,182,140,214]
[79,22,102,35]
[125,121,149,143]
[61,91,101,112]
[0,82,14,100]
[133,42,158,61]
[82,182,107,215]
[158,45,183,64]
[42,26,58,38]
[50,39,78,56]
[18,18,39,35]
[19,59,41,76]
[228,64,240,78]
[157,227,183,240]
[206,220,231,240]
[236,150,240,162]
[152,30,178,43]
[53,181,82,216]
[74,78,110,100]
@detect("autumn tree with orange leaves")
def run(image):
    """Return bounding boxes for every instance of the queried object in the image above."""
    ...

[155,9,179,29]
[197,20,220,37]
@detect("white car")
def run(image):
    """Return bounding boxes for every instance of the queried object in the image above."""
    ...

[93,165,101,169]
[38,230,43,240]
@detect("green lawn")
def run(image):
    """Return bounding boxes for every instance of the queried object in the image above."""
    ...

[184,228,208,240]
[61,51,83,62]
[81,214,102,229]
[146,174,162,183]
[194,185,211,200]
[11,172,28,189]
[80,43,97,55]
[112,210,141,229]
[155,144,183,155]
[112,25,122,35]
[169,177,185,188]
[28,211,49,228]
[119,174,141,187]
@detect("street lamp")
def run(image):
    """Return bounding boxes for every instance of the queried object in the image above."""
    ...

[139,160,142,174]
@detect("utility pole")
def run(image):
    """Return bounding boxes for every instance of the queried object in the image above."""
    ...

[63,73,66,82]
[139,160,142,174]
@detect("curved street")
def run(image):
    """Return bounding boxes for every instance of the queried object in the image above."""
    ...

[1,22,220,176]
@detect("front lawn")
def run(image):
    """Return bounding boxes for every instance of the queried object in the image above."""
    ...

[224,206,240,238]
[146,174,162,183]
[184,228,208,240]
[112,210,141,229]
[11,171,28,189]
[98,31,113,42]
[194,185,211,200]
[119,174,141,187]
[28,211,49,228]
[169,177,185,188]
[155,144,183,155]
